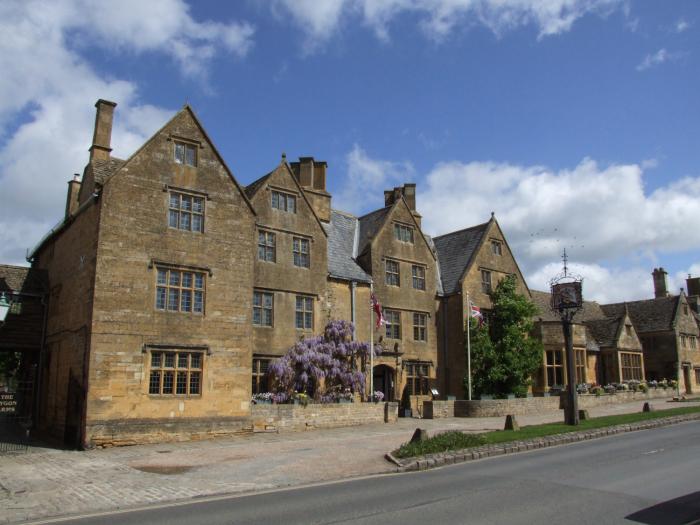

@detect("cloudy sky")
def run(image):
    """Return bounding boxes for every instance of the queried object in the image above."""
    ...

[1,0,698,303]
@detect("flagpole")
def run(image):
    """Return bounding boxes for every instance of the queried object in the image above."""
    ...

[369,281,374,401]
[467,292,472,401]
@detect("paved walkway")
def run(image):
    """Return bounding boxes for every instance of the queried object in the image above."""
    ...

[1,398,697,524]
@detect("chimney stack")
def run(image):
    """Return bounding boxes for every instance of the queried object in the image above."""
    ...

[89,99,117,162]
[652,268,669,298]
[383,184,422,226]
[686,275,700,297]
[65,174,81,218]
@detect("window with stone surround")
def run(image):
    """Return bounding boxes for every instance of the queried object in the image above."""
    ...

[271,190,296,213]
[491,240,502,256]
[394,223,414,243]
[545,349,563,388]
[258,231,275,262]
[148,350,202,396]
[575,349,586,384]
[253,291,273,327]
[385,309,400,339]
[385,259,400,287]
[621,352,643,381]
[155,268,205,314]
[412,265,425,291]
[169,191,204,232]
[293,237,310,268]
[405,362,430,395]
[295,295,313,330]
[252,358,270,394]
[695,368,700,385]
[691,336,698,350]
[481,270,492,294]
[174,141,197,167]
[413,312,427,341]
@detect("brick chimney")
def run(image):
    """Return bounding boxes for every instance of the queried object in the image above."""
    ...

[289,156,331,222]
[652,268,669,298]
[89,99,117,162]
[65,174,81,218]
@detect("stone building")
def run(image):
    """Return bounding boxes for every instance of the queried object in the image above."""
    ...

[601,269,700,394]
[433,215,530,398]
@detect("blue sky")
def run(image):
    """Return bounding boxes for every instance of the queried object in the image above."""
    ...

[1,0,698,302]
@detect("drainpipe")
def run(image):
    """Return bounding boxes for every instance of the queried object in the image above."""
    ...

[350,281,356,341]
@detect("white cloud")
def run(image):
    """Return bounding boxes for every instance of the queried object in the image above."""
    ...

[273,0,624,48]
[636,48,685,71]
[335,144,414,214]
[675,18,691,33]
[344,148,700,303]
[0,1,254,265]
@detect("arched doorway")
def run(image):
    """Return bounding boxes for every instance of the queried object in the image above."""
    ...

[373,364,394,401]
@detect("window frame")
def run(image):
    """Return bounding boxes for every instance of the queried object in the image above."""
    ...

[271,190,297,213]
[148,350,203,397]
[174,141,197,167]
[481,269,492,294]
[295,295,314,330]
[620,352,643,381]
[384,309,401,340]
[491,240,502,256]
[405,362,430,396]
[575,349,586,384]
[413,312,427,342]
[168,191,204,233]
[393,223,415,244]
[252,358,270,395]
[385,259,400,287]
[155,267,205,314]
[545,349,563,388]
[293,237,310,268]
[412,265,426,291]
[257,230,276,263]
[253,290,274,327]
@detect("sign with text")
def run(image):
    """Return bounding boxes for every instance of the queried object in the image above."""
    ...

[0,392,18,414]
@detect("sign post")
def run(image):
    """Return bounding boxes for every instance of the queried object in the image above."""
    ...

[550,251,584,426]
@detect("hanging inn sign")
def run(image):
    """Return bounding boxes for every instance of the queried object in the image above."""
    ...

[551,281,583,312]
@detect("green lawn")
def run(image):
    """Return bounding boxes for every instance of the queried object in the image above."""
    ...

[393,405,700,459]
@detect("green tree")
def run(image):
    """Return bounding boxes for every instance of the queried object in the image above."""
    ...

[465,275,543,398]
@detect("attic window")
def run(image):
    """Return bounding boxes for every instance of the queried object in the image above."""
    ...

[491,240,502,256]
[174,141,197,167]
[271,190,296,213]
[394,223,414,243]
[625,325,632,336]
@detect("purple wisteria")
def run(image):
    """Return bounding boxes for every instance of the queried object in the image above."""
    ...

[267,320,382,401]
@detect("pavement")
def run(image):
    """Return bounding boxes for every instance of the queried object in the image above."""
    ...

[1,398,698,525]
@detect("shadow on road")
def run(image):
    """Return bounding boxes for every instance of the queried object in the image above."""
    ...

[626,491,700,524]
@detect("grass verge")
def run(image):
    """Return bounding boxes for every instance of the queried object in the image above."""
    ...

[393,405,700,459]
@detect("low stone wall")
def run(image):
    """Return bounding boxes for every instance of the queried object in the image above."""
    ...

[87,416,253,448]
[252,401,399,432]
[567,389,674,410]
[424,388,677,419]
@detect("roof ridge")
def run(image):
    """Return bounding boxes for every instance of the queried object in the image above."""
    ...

[331,209,358,219]
[433,220,490,241]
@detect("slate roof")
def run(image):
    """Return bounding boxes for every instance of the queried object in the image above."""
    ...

[586,317,620,347]
[244,172,272,199]
[357,207,391,256]
[424,235,444,296]
[530,290,607,323]
[432,222,489,295]
[601,296,679,333]
[0,264,47,294]
[326,210,371,283]
[92,157,125,185]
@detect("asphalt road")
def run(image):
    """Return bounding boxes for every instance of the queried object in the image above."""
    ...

[31,421,700,525]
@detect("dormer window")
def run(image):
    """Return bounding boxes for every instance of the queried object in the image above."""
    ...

[174,141,197,167]
[271,190,296,213]
[394,223,414,243]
